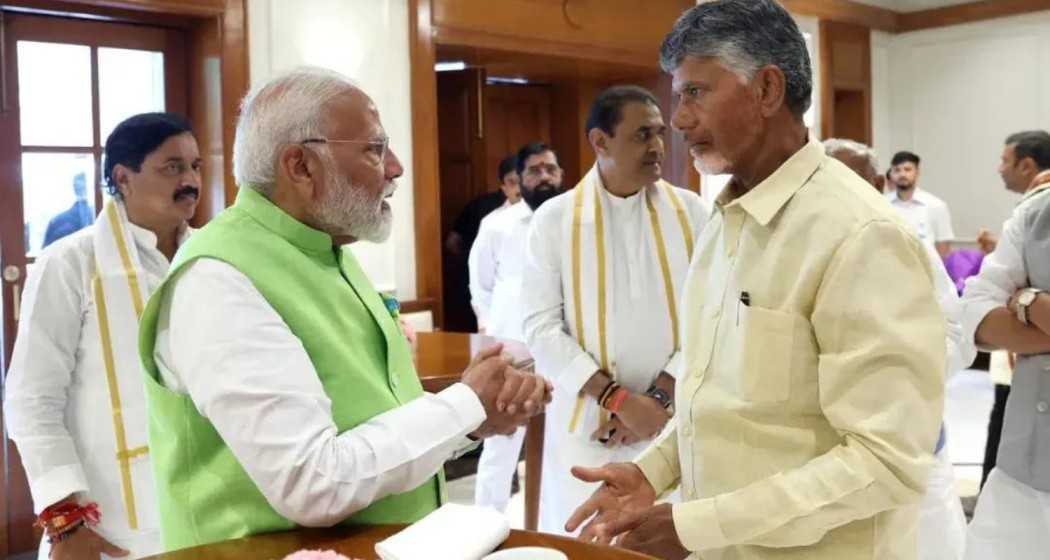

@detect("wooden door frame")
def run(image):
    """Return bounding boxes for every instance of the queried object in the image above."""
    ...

[0,1,247,555]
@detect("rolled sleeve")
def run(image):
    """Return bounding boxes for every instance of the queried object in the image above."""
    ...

[961,213,1026,350]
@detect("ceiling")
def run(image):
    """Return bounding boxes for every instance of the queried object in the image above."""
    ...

[849,0,983,12]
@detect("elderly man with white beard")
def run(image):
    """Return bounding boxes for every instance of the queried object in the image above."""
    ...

[137,67,551,553]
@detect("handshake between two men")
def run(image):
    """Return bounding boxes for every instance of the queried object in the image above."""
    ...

[459,344,553,438]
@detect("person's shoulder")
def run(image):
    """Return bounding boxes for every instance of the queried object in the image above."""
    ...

[796,157,909,236]
[30,226,97,283]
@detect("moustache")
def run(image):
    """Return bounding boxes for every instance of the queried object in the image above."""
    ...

[173,186,200,201]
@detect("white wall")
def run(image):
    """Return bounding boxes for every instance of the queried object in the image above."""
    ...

[873,12,1050,239]
[247,0,416,298]
[699,14,821,206]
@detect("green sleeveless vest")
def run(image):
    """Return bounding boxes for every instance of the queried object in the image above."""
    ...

[139,187,443,551]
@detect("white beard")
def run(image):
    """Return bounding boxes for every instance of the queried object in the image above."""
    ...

[310,153,394,243]
[692,152,732,176]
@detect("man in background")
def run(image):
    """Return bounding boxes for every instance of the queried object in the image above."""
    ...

[470,142,563,513]
[43,172,95,248]
[887,150,956,258]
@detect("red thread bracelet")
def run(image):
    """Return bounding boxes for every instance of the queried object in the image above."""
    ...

[606,388,629,414]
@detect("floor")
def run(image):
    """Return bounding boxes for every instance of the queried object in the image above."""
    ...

[447,368,997,527]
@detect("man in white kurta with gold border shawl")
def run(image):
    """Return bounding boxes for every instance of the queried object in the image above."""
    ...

[5,112,199,559]
[522,86,709,535]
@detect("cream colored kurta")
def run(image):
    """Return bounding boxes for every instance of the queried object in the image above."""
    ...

[635,138,946,559]
[523,166,708,534]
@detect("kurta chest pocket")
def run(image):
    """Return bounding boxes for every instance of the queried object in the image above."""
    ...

[736,304,795,403]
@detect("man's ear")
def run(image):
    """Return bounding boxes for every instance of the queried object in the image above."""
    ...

[588,128,610,156]
[753,65,787,118]
[1018,156,1037,178]
[112,164,132,198]
[278,144,319,200]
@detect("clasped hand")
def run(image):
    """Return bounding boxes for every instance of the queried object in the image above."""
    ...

[462,344,552,437]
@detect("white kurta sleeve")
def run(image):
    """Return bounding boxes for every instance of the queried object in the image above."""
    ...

[468,218,500,330]
[4,243,91,512]
[923,243,974,375]
[961,213,1027,351]
[157,259,487,527]
[521,201,600,395]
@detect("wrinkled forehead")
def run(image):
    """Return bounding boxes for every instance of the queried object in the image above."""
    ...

[671,55,741,91]
[322,88,384,138]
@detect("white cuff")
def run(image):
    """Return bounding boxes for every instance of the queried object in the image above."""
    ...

[28,463,89,514]
[438,383,488,433]
[963,300,1003,352]
[559,352,601,396]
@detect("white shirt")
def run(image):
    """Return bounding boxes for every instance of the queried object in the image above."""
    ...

[5,222,181,513]
[960,191,1044,351]
[152,258,486,527]
[886,188,955,246]
[468,201,532,341]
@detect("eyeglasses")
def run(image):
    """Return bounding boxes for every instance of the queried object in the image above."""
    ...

[301,137,389,161]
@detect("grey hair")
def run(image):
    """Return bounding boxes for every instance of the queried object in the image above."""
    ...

[823,138,879,174]
[233,66,360,195]
[660,0,813,117]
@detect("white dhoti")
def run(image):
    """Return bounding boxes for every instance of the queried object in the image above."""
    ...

[917,449,966,560]
[965,468,1050,560]
[475,427,526,512]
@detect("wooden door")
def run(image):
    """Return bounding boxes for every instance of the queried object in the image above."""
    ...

[483,84,552,183]
[0,12,186,555]
[437,71,554,332]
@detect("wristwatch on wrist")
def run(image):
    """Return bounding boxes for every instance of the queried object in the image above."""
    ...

[1015,288,1044,325]
[645,386,674,416]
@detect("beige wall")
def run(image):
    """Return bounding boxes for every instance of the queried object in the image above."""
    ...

[247,0,417,298]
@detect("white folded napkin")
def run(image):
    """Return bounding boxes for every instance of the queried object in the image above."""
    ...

[375,504,511,560]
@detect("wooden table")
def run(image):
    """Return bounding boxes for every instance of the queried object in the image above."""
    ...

[412,332,546,531]
[143,524,656,559]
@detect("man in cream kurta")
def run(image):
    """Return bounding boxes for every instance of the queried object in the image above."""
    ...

[567,3,945,559]
[523,87,708,534]
[5,112,201,559]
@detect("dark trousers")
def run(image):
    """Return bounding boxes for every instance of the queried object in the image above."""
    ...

[981,383,1012,488]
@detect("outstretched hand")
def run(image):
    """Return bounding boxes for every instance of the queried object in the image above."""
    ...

[564,463,656,544]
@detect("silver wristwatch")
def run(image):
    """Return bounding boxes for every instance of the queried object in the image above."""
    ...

[1015,287,1044,325]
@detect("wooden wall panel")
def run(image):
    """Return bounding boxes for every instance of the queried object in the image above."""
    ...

[819,20,872,145]
[219,0,248,206]
[484,84,553,185]
[433,0,692,67]
[410,0,445,326]
[783,0,899,31]
[899,0,1050,32]
[189,15,225,226]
